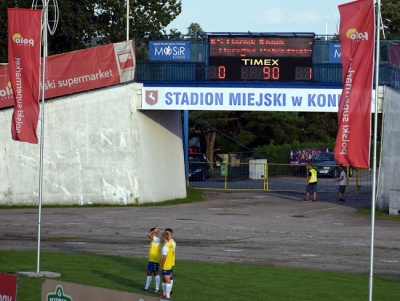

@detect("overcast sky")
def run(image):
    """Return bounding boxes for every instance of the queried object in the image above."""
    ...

[166,0,350,36]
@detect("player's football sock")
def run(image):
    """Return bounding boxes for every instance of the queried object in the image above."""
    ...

[166,282,172,298]
[155,275,160,290]
[145,275,152,289]
[170,278,173,293]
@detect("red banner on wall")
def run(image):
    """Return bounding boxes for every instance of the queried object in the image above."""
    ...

[44,41,135,99]
[334,0,375,168]
[0,273,18,301]
[1,40,135,110]
[8,8,42,144]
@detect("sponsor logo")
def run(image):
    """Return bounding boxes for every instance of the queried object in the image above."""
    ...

[150,41,190,60]
[0,81,13,99]
[117,51,134,70]
[346,28,368,41]
[154,45,186,59]
[47,285,72,301]
[146,90,158,105]
[12,33,35,46]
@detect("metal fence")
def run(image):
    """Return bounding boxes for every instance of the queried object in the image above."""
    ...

[188,162,374,197]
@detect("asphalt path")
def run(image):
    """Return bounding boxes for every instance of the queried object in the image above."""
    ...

[0,191,399,279]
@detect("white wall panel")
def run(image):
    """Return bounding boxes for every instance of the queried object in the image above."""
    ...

[0,83,186,205]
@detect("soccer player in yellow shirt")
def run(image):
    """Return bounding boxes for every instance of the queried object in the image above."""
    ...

[165,228,176,294]
[142,228,161,292]
[160,231,174,299]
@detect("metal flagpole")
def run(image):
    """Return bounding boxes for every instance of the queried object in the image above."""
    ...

[31,0,58,274]
[368,0,381,299]
[36,0,48,274]
[126,0,129,40]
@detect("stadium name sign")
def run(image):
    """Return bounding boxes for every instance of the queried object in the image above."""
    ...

[142,87,363,112]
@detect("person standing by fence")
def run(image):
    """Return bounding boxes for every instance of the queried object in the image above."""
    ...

[303,164,317,202]
[335,165,347,202]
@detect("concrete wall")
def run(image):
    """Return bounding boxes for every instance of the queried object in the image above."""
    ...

[376,86,400,211]
[0,83,186,205]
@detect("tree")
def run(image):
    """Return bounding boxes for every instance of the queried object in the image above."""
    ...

[95,0,182,45]
[186,22,205,42]
[239,111,305,147]
[189,111,225,165]
[189,110,340,159]
[381,0,400,40]
[0,0,32,63]
[299,112,338,142]
[0,0,182,62]
[187,22,204,35]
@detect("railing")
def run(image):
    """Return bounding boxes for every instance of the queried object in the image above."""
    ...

[134,38,395,85]
[189,162,374,196]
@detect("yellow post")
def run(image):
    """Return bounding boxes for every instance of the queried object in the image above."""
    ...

[264,162,268,191]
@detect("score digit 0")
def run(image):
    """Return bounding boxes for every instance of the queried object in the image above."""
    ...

[240,66,280,80]
[210,66,226,79]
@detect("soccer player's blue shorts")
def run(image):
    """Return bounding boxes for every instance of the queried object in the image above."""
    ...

[147,262,159,272]
[162,269,172,276]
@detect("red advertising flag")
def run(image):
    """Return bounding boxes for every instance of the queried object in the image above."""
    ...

[0,273,18,301]
[8,8,42,144]
[334,0,375,168]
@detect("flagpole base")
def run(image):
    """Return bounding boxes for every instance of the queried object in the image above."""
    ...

[16,271,61,278]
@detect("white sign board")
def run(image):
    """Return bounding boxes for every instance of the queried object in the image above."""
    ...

[141,87,377,112]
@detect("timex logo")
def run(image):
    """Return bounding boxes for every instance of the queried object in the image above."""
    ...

[241,59,279,66]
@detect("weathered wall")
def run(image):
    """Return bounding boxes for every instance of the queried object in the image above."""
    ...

[376,86,400,211]
[0,83,186,205]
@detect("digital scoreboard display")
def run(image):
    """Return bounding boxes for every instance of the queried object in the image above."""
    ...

[208,35,314,81]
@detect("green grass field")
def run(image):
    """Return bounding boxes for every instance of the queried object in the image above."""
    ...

[1,250,399,301]
[1,190,399,300]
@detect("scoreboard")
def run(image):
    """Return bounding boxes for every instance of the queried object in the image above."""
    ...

[208,34,314,81]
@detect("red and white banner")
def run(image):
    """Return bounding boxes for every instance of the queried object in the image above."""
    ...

[1,40,135,110]
[8,8,42,144]
[334,0,375,168]
[44,41,135,98]
[0,273,18,301]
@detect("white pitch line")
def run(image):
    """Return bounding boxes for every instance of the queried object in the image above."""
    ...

[379,260,399,263]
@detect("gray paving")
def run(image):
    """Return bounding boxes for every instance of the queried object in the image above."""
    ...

[1,191,399,279]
